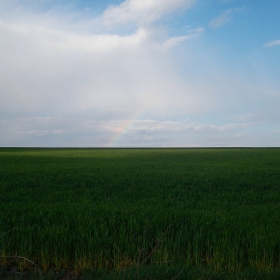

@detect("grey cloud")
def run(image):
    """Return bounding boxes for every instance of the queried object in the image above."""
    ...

[0,117,253,147]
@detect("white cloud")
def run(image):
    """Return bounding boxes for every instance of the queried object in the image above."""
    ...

[161,28,204,50]
[0,18,207,121]
[0,10,278,121]
[103,0,196,26]
[263,39,280,48]
[209,8,243,29]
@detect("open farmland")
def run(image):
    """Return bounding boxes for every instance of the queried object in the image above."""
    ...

[1,148,280,279]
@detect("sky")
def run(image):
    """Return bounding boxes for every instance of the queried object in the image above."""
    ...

[0,0,280,147]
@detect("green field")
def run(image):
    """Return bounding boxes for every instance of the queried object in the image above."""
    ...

[1,148,280,279]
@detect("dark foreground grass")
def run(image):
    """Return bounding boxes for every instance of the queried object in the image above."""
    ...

[2,265,280,280]
[1,148,280,279]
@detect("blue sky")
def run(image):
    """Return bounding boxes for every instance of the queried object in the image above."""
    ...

[0,0,279,147]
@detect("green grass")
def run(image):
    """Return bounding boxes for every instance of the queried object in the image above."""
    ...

[1,148,280,279]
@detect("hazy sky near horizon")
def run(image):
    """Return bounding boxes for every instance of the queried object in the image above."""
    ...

[1,0,280,147]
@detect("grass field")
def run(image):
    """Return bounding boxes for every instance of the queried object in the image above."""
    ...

[0,148,280,279]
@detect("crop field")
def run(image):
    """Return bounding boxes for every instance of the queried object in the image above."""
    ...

[0,148,280,279]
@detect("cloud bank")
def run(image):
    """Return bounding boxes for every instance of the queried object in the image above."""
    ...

[0,0,279,147]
